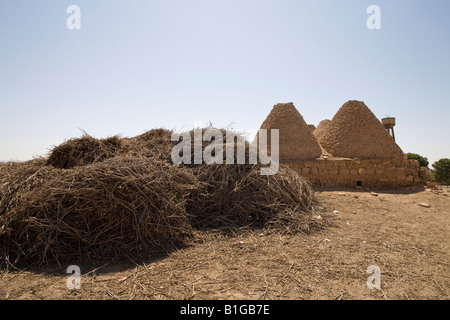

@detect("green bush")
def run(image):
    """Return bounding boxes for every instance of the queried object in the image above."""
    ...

[407,153,429,168]
[432,158,450,184]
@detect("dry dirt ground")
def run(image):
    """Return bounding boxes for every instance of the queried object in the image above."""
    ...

[1,186,449,300]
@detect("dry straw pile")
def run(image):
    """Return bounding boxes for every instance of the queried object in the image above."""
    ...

[0,128,325,268]
[46,134,123,169]
[189,164,317,231]
[0,157,196,266]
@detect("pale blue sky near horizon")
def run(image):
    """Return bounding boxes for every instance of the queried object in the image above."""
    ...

[0,0,449,165]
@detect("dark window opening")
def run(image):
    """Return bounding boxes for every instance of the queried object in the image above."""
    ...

[356,180,363,187]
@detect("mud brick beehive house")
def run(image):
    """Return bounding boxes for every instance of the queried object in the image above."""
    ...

[256,101,430,188]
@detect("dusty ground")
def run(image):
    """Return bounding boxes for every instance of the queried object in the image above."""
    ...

[1,185,449,300]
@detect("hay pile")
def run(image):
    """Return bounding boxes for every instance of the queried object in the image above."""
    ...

[0,128,325,268]
[125,128,178,162]
[189,164,317,231]
[319,101,404,160]
[0,157,197,266]
[46,129,177,168]
[46,134,123,169]
[256,103,322,160]
[185,128,252,166]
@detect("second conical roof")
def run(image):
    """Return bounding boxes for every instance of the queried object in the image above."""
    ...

[313,119,331,142]
[319,100,403,159]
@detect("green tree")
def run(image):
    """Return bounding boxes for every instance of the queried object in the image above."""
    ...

[407,153,429,168]
[432,158,450,184]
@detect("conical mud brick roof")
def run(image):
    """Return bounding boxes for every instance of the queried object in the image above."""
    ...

[313,119,331,142]
[257,102,322,160]
[319,100,404,159]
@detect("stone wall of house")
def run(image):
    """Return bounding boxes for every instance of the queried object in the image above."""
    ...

[282,155,430,188]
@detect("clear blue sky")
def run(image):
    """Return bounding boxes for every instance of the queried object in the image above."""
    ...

[1,0,449,165]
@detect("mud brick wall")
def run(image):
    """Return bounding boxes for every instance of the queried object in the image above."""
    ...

[282,156,430,188]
